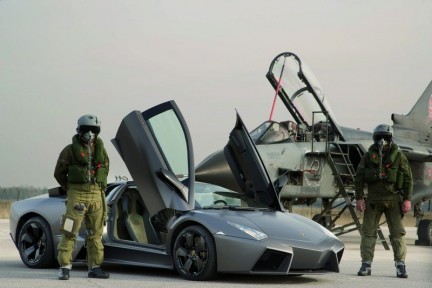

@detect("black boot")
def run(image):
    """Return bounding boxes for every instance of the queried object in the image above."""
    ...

[396,262,408,278]
[88,267,110,279]
[357,262,371,276]
[58,268,70,280]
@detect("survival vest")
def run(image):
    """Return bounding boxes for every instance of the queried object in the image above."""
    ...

[363,143,403,189]
[67,135,109,187]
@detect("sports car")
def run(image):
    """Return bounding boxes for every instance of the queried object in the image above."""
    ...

[9,101,344,280]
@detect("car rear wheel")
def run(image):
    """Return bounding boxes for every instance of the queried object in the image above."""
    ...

[18,216,56,268]
[173,225,216,281]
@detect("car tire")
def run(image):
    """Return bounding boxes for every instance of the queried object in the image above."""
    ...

[417,219,432,242]
[173,225,216,281]
[18,216,56,268]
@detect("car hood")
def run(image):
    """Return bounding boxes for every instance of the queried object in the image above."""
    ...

[248,212,337,244]
[200,209,336,245]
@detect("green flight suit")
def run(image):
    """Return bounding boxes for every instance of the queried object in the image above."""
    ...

[355,142,412,263]
[54,135,109,269]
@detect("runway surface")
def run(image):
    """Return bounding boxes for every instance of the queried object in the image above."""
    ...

[1,219,431,287]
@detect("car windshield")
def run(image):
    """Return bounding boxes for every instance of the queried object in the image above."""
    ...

[194,182,269,210]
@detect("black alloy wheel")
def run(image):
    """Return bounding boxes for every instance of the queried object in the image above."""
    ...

[173,225,216,281]
[18,216,56,268]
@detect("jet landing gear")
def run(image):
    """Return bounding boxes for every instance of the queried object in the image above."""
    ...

[309,197,390,250]
[415,219,432,246]
[412,187,432,246]
[312,199,335,229]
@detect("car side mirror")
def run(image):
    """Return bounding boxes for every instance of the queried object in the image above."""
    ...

[159,168,189,201]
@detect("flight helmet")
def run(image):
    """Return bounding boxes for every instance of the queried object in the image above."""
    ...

[373,124,393,145]
[76,114,101,142]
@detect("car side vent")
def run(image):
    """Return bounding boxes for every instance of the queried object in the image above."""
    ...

[337,248,344,264]
[252,249,292,272]
[322,249,343,273]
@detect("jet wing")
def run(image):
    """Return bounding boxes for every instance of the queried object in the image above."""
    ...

[112,101,194,216]
[398,143,432,162]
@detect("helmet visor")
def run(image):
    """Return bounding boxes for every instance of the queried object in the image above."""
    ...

[80,125,100,134]
[373,133,392,143]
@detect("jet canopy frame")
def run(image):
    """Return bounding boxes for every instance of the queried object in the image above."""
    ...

[266,52,345,142]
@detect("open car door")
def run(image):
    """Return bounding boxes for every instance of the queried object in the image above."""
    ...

[112,101,195,216]
[224,112,284,212]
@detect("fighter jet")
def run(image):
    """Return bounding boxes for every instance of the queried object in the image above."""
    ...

[196,52,432,246]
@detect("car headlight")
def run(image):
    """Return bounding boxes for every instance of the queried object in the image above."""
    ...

[227,221,268,240]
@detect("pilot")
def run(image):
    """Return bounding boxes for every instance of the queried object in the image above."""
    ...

[54,114,110,280]
[354,124,412,278]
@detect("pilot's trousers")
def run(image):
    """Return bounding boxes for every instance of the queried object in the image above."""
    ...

[57,188,105,269]
[360,200,406,263]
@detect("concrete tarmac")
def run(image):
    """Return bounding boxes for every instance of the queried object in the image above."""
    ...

[1,219,431,287]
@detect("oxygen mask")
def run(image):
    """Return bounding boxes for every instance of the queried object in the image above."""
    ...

[82,131,95,143]
[79,125,100,144]
[376,137,391,151]
[374,133,392,147]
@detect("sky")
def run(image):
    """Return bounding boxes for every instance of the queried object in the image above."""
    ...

[1,0,431,188]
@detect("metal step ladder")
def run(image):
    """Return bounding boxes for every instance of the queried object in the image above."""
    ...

[323,143,390,250]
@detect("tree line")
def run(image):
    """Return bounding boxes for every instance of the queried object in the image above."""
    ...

[0,186,48,201]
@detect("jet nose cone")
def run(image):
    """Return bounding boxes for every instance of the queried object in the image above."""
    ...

[195,149,240,192]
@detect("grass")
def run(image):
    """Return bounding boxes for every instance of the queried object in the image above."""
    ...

[0,201,12,219]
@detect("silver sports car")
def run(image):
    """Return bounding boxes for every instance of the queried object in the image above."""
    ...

[9,101,344,281]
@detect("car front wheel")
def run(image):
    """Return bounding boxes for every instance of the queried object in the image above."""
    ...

[173,225,216,281]
[18,216,56,268]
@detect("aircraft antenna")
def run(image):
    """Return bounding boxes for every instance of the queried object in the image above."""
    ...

[269,56,287,121]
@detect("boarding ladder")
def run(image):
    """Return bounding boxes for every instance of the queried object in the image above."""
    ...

[322,143,390,250]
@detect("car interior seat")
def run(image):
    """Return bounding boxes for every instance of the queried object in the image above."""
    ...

[123,189,148,243]
[115,196,131,240]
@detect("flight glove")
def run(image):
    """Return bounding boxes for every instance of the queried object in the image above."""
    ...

[356,199,365,212]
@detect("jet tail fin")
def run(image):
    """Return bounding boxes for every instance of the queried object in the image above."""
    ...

[392,80,432,145]
[407,80,432,124]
